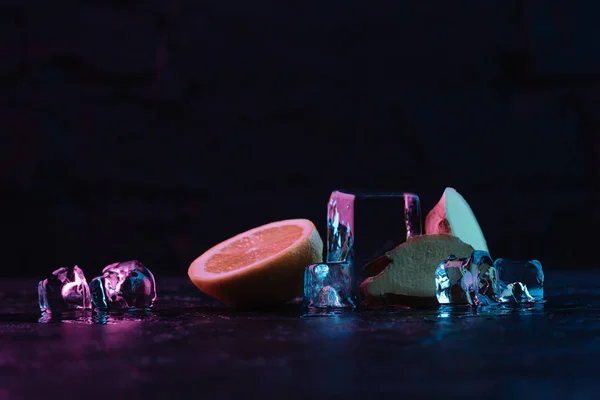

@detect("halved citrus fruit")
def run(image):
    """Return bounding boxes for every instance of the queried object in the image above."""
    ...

[188,219,323,308]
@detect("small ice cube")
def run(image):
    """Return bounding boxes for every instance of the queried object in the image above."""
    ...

[494,258,544,300]
[303,262,354,308]
[471,251,499,305]
[90,260,157,310]
[38,266,91,312]
[326,190,422,287]
[498,282,535,303]
[435,251,499,306]
[434,257,465,304]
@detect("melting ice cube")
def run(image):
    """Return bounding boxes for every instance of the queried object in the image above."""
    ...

[494,258,544,301]
[434,257,465,304]
[435,251,499,306]
[38,266,91,312]
[303,262,355,308]
[90,260,157,310]
[326,190,422,288]
[498,282,535,303]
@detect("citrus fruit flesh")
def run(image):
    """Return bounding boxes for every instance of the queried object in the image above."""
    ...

[188,219,323,308]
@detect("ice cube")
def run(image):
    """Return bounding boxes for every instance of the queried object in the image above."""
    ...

[90,260,157,310]
[494,258,544,300]
[38,266,91,312]
[326,190,422,288]
[434,256,465,304]
[303,262,355,308]
[471,251,499,305]
[498,282,535,303]
[434,251,499,306]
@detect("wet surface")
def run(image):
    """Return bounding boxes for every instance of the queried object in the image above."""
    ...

[0,271,599,399]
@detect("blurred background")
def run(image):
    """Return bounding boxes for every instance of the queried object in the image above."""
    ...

[2,1,599,278]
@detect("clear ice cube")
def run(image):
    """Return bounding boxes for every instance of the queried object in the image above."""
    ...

[303,262,355,308]
[435,251,499,306]
[494,258,544,300]
[326,190,422,288]
[434,257,465,304]
[38,266,92,312]
[90,260,157,310]
[498,282,535,303]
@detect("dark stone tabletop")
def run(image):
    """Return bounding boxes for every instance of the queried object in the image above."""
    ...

[0,271,598,400]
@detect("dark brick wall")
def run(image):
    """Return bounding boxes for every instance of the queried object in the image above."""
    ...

[2,1,600,277]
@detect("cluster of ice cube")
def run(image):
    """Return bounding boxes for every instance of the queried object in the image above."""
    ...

[434,251,498,306]
[303,190,545,309]
[435,254,544,306]
[305,190,422,308]
[38,260,157,314]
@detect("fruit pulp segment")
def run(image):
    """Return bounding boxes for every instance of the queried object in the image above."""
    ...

[204,225,304,274]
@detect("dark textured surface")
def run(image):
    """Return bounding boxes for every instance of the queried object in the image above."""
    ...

[4,2,600,276]
[0,271,599,399]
